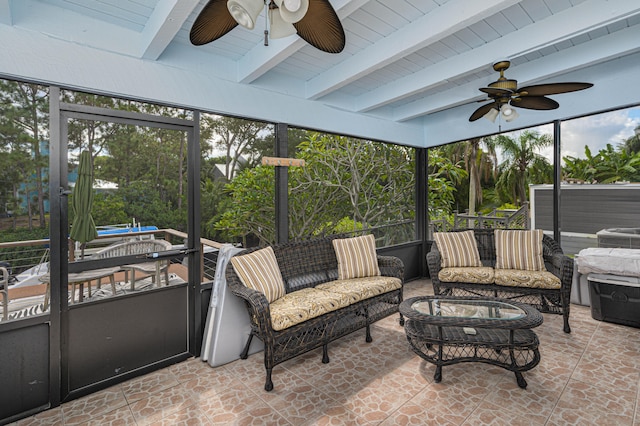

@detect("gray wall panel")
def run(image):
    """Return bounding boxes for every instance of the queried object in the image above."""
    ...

[533,186,640,234]
[66,285,188,392]
[0,323,50,421]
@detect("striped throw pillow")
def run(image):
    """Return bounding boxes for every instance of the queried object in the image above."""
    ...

[332,234,381,280]
[231,246,285,303]
[495,229,545,271]
[433,231,482,268]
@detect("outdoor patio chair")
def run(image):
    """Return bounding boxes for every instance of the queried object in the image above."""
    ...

[94,239,173,290]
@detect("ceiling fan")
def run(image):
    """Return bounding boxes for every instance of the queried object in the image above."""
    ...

[469,60,593,122]
[190,0,345,54]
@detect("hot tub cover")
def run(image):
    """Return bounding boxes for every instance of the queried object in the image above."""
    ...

[576,248,640,277]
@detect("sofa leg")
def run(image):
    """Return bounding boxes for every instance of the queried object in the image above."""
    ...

[265,368,274,392]
[563,315,571,333]
[322,344,330,364]
[240,334,253,359]
[365,325,372,343]
[399,313,405,326]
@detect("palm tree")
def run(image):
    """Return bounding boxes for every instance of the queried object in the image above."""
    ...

[486,130,553,206]
[622,125,640,155]
[467,138,498,216]
[438,139,496,216]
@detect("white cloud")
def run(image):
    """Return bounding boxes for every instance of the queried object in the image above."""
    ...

[494,107,640,162]
[559,108,640,158]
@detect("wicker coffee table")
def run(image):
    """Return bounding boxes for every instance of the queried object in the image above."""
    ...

[400,296,543,388]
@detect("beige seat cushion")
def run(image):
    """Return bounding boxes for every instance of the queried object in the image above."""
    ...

[231,246,285,303]
[433,231,482,268]
[269,288,352,331]
[495,229,545,271]
[494,269,561,289]
[316,276,402,303]
[438,266,495,284]
[332,234,381,280]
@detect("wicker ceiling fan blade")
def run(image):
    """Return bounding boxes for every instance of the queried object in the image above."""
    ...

[518,82,594,96]
[512,96,559,110]
[190,0,239,46]
[294,0,345,53]
[469,102,497,122]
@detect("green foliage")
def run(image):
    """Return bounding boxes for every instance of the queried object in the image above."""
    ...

[327,217,364,235]
[118,181,187,232]
[622,126,640,155]
[563,143,640,183]
[199,178,228,241]
[436,138,497,214]
[427,148,467,220]
[497,202,518,210]
[0,80,49,228]
[213,166,275,246]
[0,227,49,272]
[485,130,553,206]
[90,192,130,226]
[0,227,48,242]
[203,115,273,177]
[214,132,416,246]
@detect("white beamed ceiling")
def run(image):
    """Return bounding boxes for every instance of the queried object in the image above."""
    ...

[1,0,639,147]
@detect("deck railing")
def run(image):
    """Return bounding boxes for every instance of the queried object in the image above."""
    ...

[0,228,223,321]
[429,203,530,234]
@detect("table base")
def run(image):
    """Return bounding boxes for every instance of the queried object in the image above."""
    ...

[405,320,540,389]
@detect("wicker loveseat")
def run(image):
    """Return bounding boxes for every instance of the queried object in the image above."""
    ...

[225,234,404,391]
[427,229,574,333]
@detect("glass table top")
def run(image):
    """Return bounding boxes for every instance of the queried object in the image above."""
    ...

[411,298,526,320]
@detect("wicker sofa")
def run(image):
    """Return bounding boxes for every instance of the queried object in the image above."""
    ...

[225,234,404,391]
[427,229,574,333]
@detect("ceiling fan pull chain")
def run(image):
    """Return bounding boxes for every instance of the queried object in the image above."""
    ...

[264,2,269,46]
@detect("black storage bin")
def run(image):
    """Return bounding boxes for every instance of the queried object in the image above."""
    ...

[588,275,640,328]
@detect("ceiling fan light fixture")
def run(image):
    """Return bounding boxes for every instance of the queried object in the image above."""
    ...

[284,0,301,10]
[274,0,308,23]
[190,0,345,53]
[227,0,263,30]
[269,7,297,39]
[501,103,519,122]
[483,107,499,123]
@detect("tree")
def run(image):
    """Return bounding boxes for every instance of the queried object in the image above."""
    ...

[214,133,416,246]
[427,148,467,227]
[591,143,640,183]
[0,81,49,229]
[622,125,640,155]
[562,145,599,183]
[563,143,640,183]
[213,166,276,245]
[435,139,496,215]
[294,134,414,233]
[202,115,272,180]
[486,131,553,206]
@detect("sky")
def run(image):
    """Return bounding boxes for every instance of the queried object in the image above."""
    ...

[559,107,640,159]
[510,106,640,162]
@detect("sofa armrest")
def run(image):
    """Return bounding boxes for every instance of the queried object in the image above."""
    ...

[377,255,404,281]
[546,252,574,291]
[426,246,442,282]
[225,267,274,333]
[541,235,574,292]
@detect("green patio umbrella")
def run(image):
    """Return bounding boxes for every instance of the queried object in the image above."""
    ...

[70,150,98,259]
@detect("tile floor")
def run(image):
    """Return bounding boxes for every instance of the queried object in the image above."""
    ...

[11,279,640,425]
